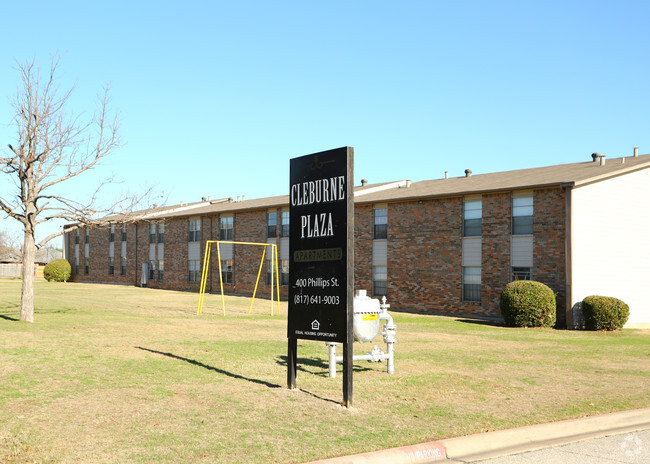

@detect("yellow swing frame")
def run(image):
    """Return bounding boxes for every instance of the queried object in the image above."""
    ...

[196,240,281,316]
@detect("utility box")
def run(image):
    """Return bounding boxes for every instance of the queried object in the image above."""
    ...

[353,290,381,342]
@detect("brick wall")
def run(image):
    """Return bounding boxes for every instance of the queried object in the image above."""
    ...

[482,192,512,317]
[388,197,465,314]
[533,187,567,326]
[354,204,373,292]
[66,189,567,322]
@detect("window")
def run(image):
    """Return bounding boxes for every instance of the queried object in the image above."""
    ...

[462,267,481,302]
[266,262,274,285]
[109,224,115,242]
[188,260,201,282]
[85,229,89,243]
[149,223,156,243]
[220,216,233,241]
[373,265,387,297]
[84,259,89,275]
[512,193,533,235]
[463,197,482,237]
[374,207,388,239]
[157,260,164,280]
[221,259,233,284]
[512,267,532,281]
[75,256,79,274]
[188,217,201,242]
[158,223,164,243]
[280,211,290,237]
[281,260,289,286]
[120,257,126,276]
[149,260,156,280]
[121,224,127,242]
[108,257,114,275]
[267,212,277,238]
[75,230,79,244]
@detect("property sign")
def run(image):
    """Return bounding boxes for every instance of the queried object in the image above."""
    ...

[288,147,354,343]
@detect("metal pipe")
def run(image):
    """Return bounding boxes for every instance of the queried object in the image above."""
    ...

[327,343,338,378]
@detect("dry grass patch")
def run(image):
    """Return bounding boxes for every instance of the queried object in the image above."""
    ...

[1,281,648,463]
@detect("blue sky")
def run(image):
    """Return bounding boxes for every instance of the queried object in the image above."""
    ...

[1,0,649,244]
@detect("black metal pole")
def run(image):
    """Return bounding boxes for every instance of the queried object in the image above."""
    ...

[287,337,297,389]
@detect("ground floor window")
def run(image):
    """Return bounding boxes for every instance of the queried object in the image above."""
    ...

[373,265,387,297]
[84,259,89,275]
[149,260,156,280]
[120,257,126,276]
[221,259,233,284]
[188,260,200,282]
[281,260,289,286]
[108,257,114,275]
[75,257,79,274]
[462,267,481,302]
[157,260,164,280]
[512,267,532,281]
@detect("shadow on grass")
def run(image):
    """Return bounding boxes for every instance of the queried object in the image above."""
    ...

[456,318,505,328]
[0,314,19,321]
[135,346,281,389]
[275,355,373,376]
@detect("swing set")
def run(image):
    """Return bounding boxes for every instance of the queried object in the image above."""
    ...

[196,241,281,316]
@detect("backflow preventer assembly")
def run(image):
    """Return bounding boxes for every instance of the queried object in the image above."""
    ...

[325,290,396,377]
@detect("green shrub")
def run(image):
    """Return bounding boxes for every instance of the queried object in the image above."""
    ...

[43,259,71,282]
[499,280,556,328]
[582,295,629,331]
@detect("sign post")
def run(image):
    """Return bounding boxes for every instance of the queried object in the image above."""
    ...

[287,147,354,407]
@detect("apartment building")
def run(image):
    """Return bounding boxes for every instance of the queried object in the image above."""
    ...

[64,152,650,328]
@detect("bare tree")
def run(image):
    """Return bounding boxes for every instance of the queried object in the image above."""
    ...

[0,58,147,322]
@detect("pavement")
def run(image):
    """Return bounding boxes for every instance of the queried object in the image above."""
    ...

[304,407,650,464]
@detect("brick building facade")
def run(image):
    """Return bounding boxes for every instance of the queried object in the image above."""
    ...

[64,153,650,328]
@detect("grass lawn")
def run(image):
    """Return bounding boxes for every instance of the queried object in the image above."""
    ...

[1,280,648,463]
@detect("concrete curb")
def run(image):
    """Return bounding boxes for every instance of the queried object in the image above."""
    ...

[441,407,650,461]
[303,408,650,463]
[303,441,446,463]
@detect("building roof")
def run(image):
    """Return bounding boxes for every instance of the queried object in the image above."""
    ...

[355,153,650,204]
[85,153,650,223]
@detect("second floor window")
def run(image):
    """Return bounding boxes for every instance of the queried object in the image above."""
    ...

[149,223,156,243]
[121,224,127,241]
[463,197,482,237]
[267,212,277,238]
[512,193,533,235]
[220,216,233,241]
[189,218,201,242]
[280,211,290,237]
[374,207,387,239]
[157,223,165,243]
[109,224,115,242]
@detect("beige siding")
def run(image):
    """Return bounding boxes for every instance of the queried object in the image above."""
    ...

[571,167,650,327]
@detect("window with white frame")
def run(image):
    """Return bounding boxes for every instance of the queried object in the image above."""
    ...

[149,223,156,243]
[462,267,481,302]
[120,256,126,276]
[157,223,164,243]
[281,259,289,286]
[280,211,290,237]
[267,211,277,238]
[149,260,156,280]
[512,193,533,235]
[188,218,201,242]
[221,259,233,284]
[75,256,79,274]
[109,224,115,242]
[374,206,388,239]
[220,216,233,241]
[157,260,164,280]
[75,229,79,244]
[463,197,482,237]
[373,265,387,297]
[512,267,532,281]
[108,257,114,275]
[121,224,127,242]
[188,260,200,282]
